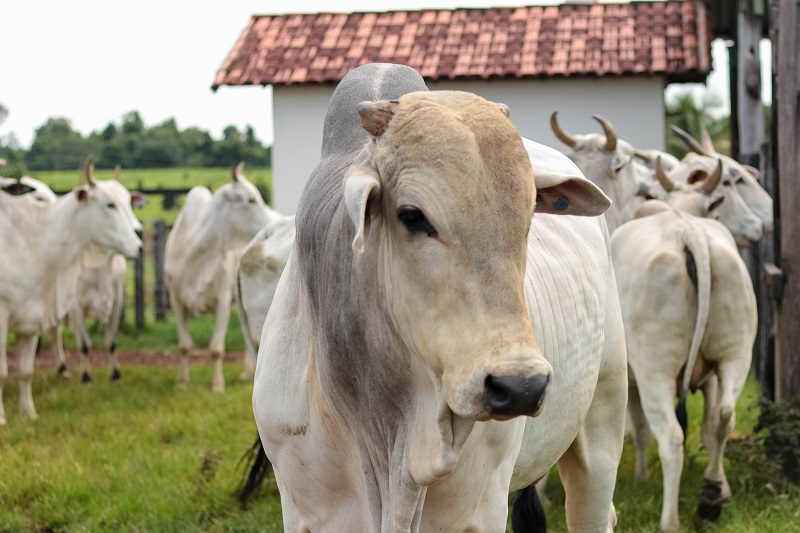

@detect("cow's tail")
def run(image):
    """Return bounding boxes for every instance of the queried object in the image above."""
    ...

[235,434,272,505]
[511,484,547,533]
[676,213,711,440]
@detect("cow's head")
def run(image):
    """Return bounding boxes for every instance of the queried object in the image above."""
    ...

[343,92,609,431]
[671,125,774,236]
[197,162,277,251]
[656,155,764,246]
[72,159,143,259]
[550,112,652,231]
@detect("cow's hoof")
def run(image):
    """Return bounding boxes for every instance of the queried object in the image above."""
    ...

[212,383,225,393]
[239,370,254,381]
[696,478,723,521]
[111,368,121,381]
[0,416,6,426]
[176,381,189,390]
[81,372,92,384]
[57,363,70,379]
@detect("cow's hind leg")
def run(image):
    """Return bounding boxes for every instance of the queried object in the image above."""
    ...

[171,293,193,389]
[51,325,70,379]
[16,333,40,419]
[71,307,93,383]
[697,359,749,522]
[104,308,123,381]
[209,294,232,393]
[635,374,684,533]
[628,380,653,480]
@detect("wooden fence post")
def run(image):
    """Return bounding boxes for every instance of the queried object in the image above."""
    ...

[153,220,169,321]
[135,230,145,330]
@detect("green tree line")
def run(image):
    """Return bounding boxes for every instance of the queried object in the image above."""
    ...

[0,107,271,174]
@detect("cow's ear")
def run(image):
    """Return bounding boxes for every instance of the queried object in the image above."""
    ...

[344,168,382,254]
[536,179,611,216]
[358,100,399,137]
[74,185,90,202]
[523,137,611,217]
[743,164,761,179]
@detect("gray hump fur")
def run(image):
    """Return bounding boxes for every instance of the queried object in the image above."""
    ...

[320,63,428,159]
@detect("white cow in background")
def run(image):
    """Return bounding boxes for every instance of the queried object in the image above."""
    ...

[612,158,760,532]
[235,214,295,380]
[165,163,278,392]
[549,112,654,233]
[252,64,626,531]
[0,161,142,425]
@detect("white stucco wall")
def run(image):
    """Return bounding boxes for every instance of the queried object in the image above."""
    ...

[272,76,667,215]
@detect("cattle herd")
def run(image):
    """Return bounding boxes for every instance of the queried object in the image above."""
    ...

[0,63,775,532]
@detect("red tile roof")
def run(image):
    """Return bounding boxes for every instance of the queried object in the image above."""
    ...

[212,1,711,89]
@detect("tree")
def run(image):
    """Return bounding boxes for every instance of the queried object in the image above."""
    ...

[26,117,94,170]
[665,90,731,158]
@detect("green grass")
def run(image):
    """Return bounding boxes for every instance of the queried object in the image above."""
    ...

[536,375,800,532]
[3,355,798,532]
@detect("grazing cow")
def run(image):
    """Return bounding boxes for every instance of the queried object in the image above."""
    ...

[252,63,626,531]
[235,214,295,380]
[0,162,142,425]
[0,175,59,203]
[549,112,653,233]
[611,160,759,532]
[164,163,278,392]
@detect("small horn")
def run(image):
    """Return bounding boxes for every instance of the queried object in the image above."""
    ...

[82,157,96,186]
[232,161,245,182]
[113,164,121,182]
[655,156,675,192]
[670,125,712,156]
[699,121,716,154]
[358,100,399,137]
[550,112,576,148]
[593,115,617,152]
[701,159,724,193]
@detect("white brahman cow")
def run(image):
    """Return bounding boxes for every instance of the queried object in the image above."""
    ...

[0,162,142,425]
[611,158,760,532]
[235,214,295,380]
[251,63,627,532]
[549,112,653,233]
[53,165,146,383]
[164,163,278,392]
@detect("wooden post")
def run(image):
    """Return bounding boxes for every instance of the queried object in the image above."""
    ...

[773,0,800,401]
[153,220,169,321]
[135,230,146,330]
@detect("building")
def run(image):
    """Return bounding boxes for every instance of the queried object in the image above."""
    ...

[213,1,711,214]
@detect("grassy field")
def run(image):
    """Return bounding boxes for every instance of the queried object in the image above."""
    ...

[3,322,799,533]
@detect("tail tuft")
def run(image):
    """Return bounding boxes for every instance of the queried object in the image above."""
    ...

[235,434,272,506]
[511,484,547,533]
[676,394,688,443]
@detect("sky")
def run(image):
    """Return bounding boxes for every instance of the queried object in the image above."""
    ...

[0,1,769,150]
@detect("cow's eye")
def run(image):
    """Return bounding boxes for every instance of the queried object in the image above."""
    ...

[106,202,117,209]
[248,197,256,204]
[398,206,437,237]
[722,181,732,187]
[736,177,746,185]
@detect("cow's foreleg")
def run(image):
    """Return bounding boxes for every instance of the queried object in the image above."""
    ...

[236,296,257,381]
[70,305,93,383]
[0,313,9,425]
[16,333,39,419]
[209,292,232,393]
[171,293,193,389]
[698,359,748,521]
[557,354,626,532]
[51,325,70,379]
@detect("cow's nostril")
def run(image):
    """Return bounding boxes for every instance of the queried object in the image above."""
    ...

[485,374,549,417]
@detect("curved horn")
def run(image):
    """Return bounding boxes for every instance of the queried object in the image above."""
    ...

[701,159,724,193]
[670,125,712,156]
[113,164,121,182]
[699,121,716,154]
[232,161,245,182]
[593,115,617,152]
[655,156,675,192]
[549,112,576,148]
[82,157,96,186]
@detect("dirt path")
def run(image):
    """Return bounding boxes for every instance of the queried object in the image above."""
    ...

[7,348,246,372]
